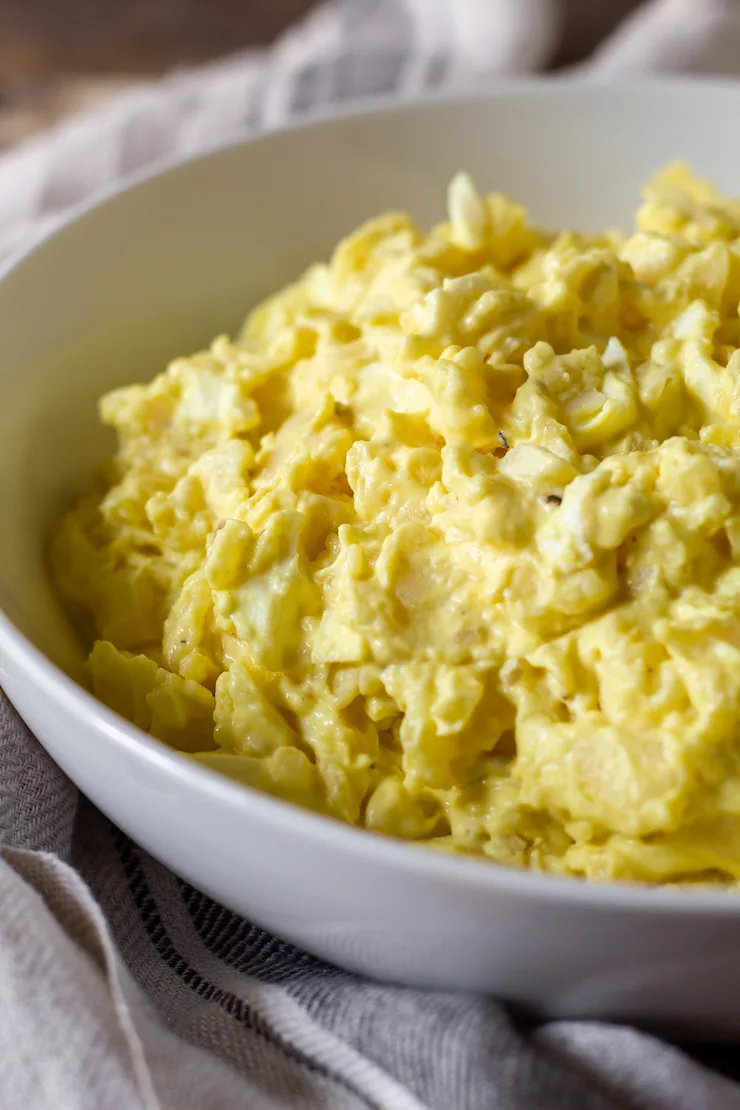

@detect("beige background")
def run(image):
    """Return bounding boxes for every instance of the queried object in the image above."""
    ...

[0,0,644,149]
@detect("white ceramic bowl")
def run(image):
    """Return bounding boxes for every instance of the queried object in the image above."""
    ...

[3,79,740,1038]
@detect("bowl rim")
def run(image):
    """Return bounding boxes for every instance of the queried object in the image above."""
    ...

[4,75,740,915]
[5,69,740,269]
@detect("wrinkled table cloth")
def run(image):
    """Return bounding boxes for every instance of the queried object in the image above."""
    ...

[3,1,740,1106]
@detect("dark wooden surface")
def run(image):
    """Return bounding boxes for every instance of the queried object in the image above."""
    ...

[0,0,316,80]
[0,0,316,147]
[0,0,645,149]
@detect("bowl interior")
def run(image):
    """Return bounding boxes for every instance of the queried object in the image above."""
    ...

[1,79,739,678]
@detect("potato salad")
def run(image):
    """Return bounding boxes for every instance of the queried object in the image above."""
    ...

[53,164,740,884]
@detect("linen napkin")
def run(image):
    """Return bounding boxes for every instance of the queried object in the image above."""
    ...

[4,2,740,1107]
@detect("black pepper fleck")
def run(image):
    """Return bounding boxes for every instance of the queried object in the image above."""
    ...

[545,494,562,505]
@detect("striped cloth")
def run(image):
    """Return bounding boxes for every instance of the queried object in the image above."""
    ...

[4,2,740,1107]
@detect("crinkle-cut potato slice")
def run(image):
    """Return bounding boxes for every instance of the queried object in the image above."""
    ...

[52,163,740,885]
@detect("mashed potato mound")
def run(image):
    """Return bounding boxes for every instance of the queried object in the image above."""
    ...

[52,164,740,884]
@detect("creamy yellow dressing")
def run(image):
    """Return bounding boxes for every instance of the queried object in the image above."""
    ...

[52,164,740,883]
